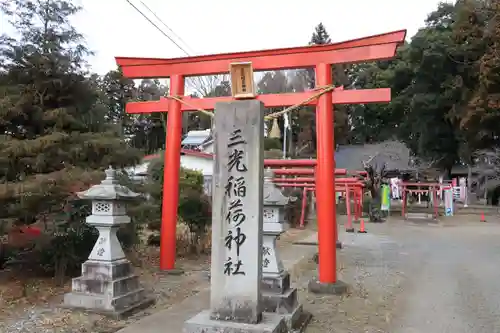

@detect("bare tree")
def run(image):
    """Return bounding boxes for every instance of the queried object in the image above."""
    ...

[361,141,410,222]
[362,152,387,222]
[473,148,500,204]
[185,74,230,98]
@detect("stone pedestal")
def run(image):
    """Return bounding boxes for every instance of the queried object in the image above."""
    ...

[184,100,285,333]
[308,278,349,295]
[261,169,309,331]
[63,167,154,318]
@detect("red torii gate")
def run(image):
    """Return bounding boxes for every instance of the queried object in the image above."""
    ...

[115,29,405,286]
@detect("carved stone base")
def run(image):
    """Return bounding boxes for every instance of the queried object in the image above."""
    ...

[262,272,290,294]
[184,310,287,333]
[308,278,349,295]
[62,259,154,318]
[261,272,305,331]
[262,289,302,329]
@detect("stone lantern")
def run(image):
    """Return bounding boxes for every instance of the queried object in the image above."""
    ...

[63,166,154,317]
[261,168,306,330]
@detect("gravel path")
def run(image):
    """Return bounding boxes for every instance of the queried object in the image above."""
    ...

[293,217,500,333]
[3,217,500,332]
[391,222,500,333]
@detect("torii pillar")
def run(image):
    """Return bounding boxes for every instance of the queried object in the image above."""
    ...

[115,29,406,292]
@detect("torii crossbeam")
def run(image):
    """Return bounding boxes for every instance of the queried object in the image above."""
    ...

[116,29,406,287]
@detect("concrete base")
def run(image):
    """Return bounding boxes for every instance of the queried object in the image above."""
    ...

[406,213,435,220]
[262,287,297,312]
[308,278,349,295]
[261,272,307,331]
[184,310,287,333]
[262,289,300,329]
[289,310,313,333]
[262,272,290,294]
[63,259,154,318]
[62,294,155,319]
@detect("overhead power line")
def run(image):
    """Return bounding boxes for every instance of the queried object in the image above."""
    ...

[139,1,196,55]
[124,0,190,56]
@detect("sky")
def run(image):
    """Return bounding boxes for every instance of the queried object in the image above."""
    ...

[1,0,450,75]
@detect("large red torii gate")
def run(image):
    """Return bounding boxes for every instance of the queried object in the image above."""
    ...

[116,29,405,287]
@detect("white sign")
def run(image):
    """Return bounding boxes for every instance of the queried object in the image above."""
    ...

[444,189,454,216]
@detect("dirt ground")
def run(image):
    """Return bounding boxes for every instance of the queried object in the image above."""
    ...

[0,227,308,333]
[296,215,500,333]
[2,215,500,333]
[0,246,211,333]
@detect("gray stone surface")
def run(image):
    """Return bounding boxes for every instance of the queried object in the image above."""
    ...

[405,212,436,220]
[63,289,154,319]
[210,100,265,324]
[116,233,318,333]
[63,259,155,318]
[184,310,287,333]
[259,169,305,332]
[281,305,304,330]
[63,168,153,317]
[261,273,290,294]
[307,279,349,295]
[261,288,298,314]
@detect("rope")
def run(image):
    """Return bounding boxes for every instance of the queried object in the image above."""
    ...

[167,95,214,118]
[264,85,335,120]
[163,84,336,121]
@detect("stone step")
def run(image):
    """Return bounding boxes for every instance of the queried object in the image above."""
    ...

[113,288,148,310]
[72,274,140,296]
[262,287,298,314]
[64,287,147,312]
[81,259,132,280]
[406,213,434,220]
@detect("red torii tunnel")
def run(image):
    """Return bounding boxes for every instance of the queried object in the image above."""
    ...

[273,177,365,229]
[116,29,405,286]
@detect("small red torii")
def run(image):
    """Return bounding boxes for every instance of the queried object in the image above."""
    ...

[115,29,405,288]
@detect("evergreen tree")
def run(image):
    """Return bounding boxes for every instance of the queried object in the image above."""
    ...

[310,23,332,45]
[0,0,142,229]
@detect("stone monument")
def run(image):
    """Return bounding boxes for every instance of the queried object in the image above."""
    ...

[184,100,286,333]
[63,166,154,318]
[261,169,310,331]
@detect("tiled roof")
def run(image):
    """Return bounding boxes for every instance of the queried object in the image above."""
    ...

[335,140,412,171]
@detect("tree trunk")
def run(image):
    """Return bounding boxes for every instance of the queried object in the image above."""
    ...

[466,165,472,207]
[369,186,384,222]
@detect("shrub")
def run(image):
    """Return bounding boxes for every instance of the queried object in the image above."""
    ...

[264,137,282,150]
[3,170,146,284]
[264,149,284,159]
[134,154,212,254]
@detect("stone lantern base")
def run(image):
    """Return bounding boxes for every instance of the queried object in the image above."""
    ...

[63,258,155,318]
[261,271,311,331]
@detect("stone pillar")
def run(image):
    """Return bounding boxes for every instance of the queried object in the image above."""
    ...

[184,100,286,333]
[261,169,309,331]
[63,167,154,318]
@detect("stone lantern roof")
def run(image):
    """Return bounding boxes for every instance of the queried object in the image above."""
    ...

[263,168,289,205]
[77,166,142,201]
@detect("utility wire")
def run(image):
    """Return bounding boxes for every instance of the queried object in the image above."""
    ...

[124,0,190,56]
[139,1,196,55]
